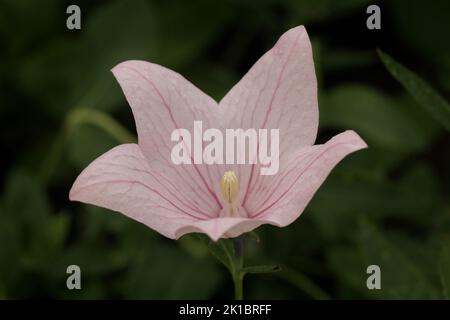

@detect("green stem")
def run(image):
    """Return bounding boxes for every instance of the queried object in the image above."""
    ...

[276,266,332,300]
[206,236,282,300]
[233,272,244,300]
[39,108,136,184]
[66,108,136,144]
[232,238,244,300]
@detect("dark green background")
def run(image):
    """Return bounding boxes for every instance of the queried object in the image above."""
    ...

[1,0,450,299]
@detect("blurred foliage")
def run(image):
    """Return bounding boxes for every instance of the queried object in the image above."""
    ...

[378,50,450,131]
[0,0,450,299]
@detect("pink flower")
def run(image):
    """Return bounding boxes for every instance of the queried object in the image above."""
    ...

[69,26,367,241]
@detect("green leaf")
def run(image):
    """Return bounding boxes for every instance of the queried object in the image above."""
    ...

[439,238,450,299]
[242,265,281,274]
[378,50,450,131]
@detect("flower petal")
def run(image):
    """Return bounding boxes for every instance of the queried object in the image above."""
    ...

[245,131,367,226]
[112,61,223,216]
[175,217,270,242]
[219,26,318,207]
[70,144,207,239]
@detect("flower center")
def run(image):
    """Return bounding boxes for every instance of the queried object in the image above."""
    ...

[220,170,239,216]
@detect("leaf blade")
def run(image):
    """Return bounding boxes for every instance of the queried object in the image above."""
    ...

[241,265,281,274]
[378,49,450,131]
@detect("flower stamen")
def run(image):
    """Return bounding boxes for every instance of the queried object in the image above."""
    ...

[220,171,239,216]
